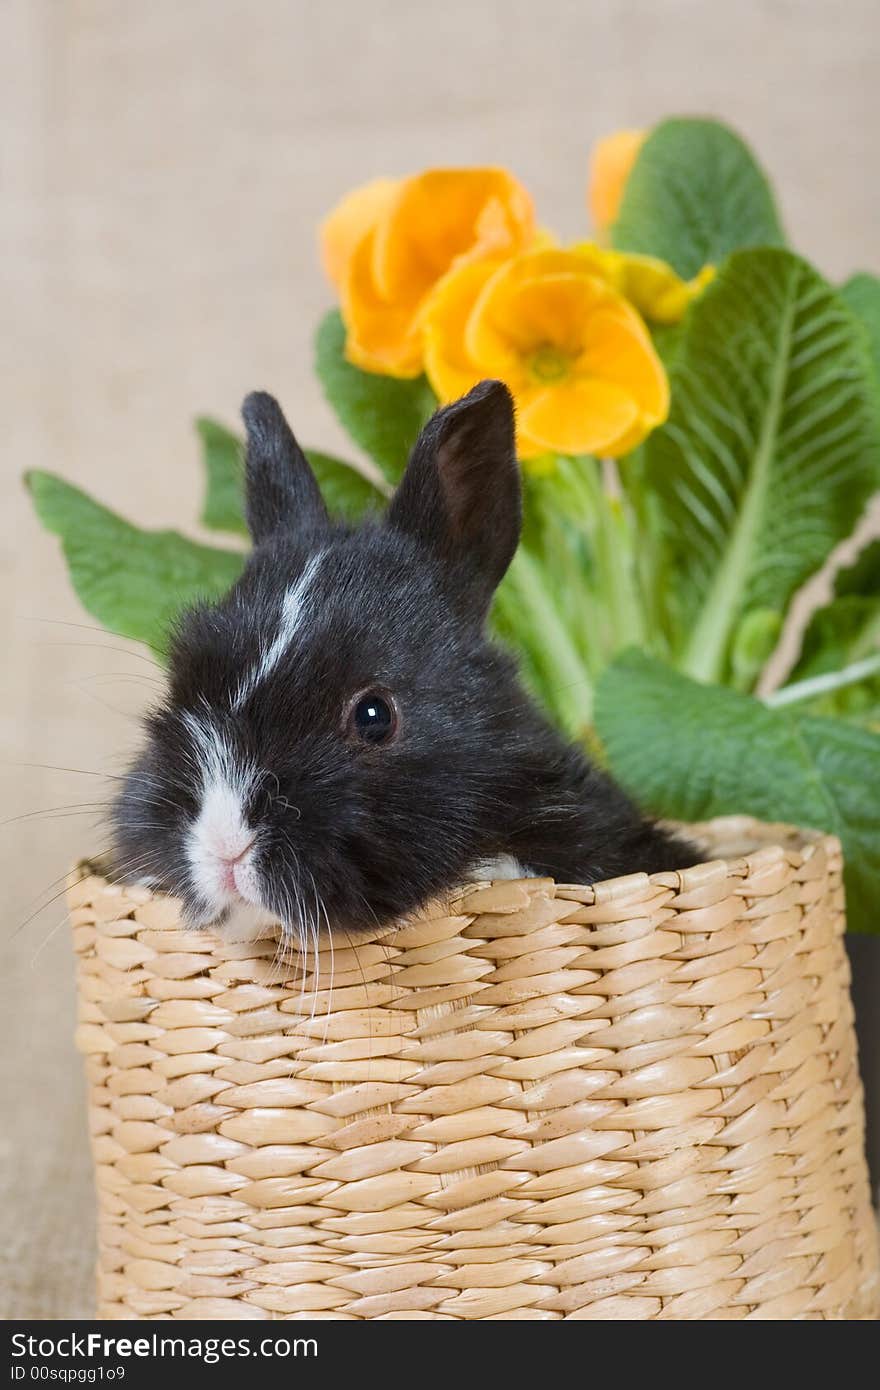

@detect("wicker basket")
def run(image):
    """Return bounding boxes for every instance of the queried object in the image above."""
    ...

[69,816,879,1320]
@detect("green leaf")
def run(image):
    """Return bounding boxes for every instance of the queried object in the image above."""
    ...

[26,471,244,657]
[730,607,783,691]
[198,415,386,532]
[786,540,880,724]
[595,648,880,934]
[840,273,880,383]
[197,418,248,535]
[795,541,880,681]
[643,248,880,682]
[315,309,437,483]
[650,321,685,369]
[305,448,387,520]
[796,599,875,678]
[613,117,785,279]
[785,606,880,727]
[832,537,880,598]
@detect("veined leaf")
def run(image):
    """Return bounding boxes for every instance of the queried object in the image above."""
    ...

[840,272,880,384]
[613,118,784,279]
[197,415,386,533]
[595,648,880,934]
[643,248,880,683]
[315,310,437,483]
[27,471,244,657]
[650,321,685,370]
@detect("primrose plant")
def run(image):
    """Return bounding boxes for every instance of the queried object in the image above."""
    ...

[29,118,880,930]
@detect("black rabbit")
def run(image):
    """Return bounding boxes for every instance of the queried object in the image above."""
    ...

[112,380,696,938]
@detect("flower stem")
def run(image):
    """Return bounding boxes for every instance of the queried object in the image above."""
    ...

[563,456,646,656]
[765,653,880,709]
[501,546,594,732]
[601,491,647,652]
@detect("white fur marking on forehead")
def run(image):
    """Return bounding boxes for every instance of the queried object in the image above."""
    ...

[182,711,237,784]
[181,709,258,807]
[232,552,324,709]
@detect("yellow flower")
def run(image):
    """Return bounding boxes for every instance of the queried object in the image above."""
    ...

[320,169,536,378]
[423,248,669,459]
[573,243,716,324]
[588,129,645,232]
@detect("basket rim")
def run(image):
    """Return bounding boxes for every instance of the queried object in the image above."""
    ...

[69,814,841,922]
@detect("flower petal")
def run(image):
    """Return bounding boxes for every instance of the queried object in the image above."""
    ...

[601,412,657,459]
[466,252,616,363]
[519,380,640,457]
[319,178,401,289]
[576,309,669,422]
[341,228,424,377]
[372,168,535,304]
[422,259,511,402]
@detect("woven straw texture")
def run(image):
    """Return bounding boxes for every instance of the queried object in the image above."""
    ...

[69,816,879,1320]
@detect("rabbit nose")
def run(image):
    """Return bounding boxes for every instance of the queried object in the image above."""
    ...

[215,837,256,893]
[215,835,256,874]
[217,838,255,866]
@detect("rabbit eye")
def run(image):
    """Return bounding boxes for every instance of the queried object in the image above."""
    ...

[346,689,399,746]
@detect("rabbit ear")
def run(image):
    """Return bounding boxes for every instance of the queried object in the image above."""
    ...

[241,391,329,544]
[388,380,521,620]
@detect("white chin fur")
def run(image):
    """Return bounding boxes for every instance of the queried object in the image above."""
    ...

[468,854,529,882]
[212,900,280,944]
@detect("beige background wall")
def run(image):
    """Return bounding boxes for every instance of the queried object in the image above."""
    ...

[2,0,878,1319]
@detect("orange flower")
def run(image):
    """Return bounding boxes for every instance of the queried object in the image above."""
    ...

[588,129,645,232]
[320,169,536,378]
[320,178,401,289]
[423,248,669,460]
